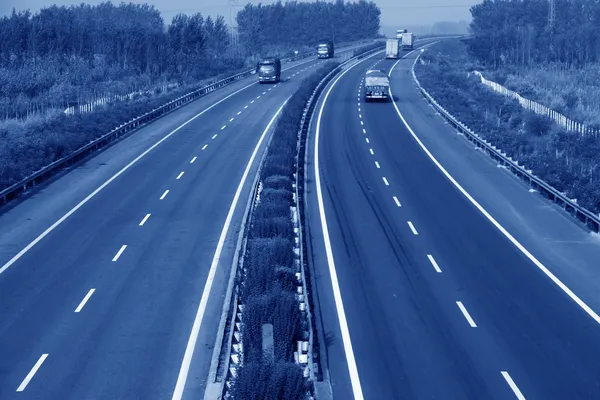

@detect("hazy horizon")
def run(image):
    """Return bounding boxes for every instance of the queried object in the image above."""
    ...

[1,0,477,28]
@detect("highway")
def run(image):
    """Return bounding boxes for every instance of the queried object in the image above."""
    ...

[0,46,360,399]
[306,44,600,399]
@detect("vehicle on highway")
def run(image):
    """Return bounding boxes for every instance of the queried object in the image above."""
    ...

[396,28,407,39]
[401,32,414,50]
[257,58,281,83]
[364,69,390,102]
[317,40,334,59]
[386,38,400,59]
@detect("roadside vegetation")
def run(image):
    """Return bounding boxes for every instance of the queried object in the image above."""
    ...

[231,59,342,399]
[469,0,600,127]
[415,39,600,214]
[0,0,380,192]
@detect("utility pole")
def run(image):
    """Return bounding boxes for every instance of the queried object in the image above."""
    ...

[229,0,239,57]
[548,0,556,27]
[547,0,555,57]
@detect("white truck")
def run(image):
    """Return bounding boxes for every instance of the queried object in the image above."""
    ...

[364,70,390,102]
[396,29,407,39]
[385,38,400,59]
[401,32,414,50]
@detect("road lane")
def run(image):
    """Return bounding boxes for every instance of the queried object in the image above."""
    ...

[0,51,343,399]
[307,48,600,399]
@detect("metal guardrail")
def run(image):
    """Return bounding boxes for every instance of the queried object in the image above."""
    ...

[0,41,373,208]
[411,50,600,232]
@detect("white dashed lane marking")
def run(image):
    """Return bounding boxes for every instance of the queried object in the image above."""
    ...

[74,289,96,313]
[456,301,477,327]
[501,371,526,400]
[139,214,151,226]
[112,245,127,261]
[427,255,442,273]
[407,221,418,235]
[16,354,48,392]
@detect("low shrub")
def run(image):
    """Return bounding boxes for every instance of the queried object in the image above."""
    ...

[242,290,301,363]
[263,175,293,190]
[232,361,307,400]
[252,216,293,239]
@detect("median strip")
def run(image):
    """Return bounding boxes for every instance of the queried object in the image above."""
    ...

[226,60,343,400]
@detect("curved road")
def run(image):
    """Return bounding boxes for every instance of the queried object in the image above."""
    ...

[0,45,362,400]
[307,44,600,399]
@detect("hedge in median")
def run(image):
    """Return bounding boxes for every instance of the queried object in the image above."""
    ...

[232,41,384,399]
[231,60,344,399]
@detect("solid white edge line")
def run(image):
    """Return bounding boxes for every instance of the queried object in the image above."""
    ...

[427,254,442,273]
[160,189,169,200]
[139,213,151,226]
[74,288,96,312]
[456,301,477,327]
[388,45,600,326]
[383,177,389,186]
[171,99,290,400]
[501,371,526,400]
[313,48,385,400]
[0,52,347,277]
[112,245,127,262]
[407,221,418,235]
[177,171,185,180]
[16,354,48,392]
[190,156,197,164]
[393,196,401,207]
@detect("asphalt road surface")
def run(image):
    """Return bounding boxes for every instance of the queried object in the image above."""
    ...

[0,45,363,400]
[306,44,600,399]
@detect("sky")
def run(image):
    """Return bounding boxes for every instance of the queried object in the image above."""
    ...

[1,0,478,28]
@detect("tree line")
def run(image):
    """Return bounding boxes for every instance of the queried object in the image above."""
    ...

[237,0,380,54]
[0,2,234,119]
[0,0,380,120]
[469,0,600,67]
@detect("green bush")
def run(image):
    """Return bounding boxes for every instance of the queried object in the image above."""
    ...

[263,175,293,190]
[232,361,307,400]
[242,290,301,363]
[252,216,293,239]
